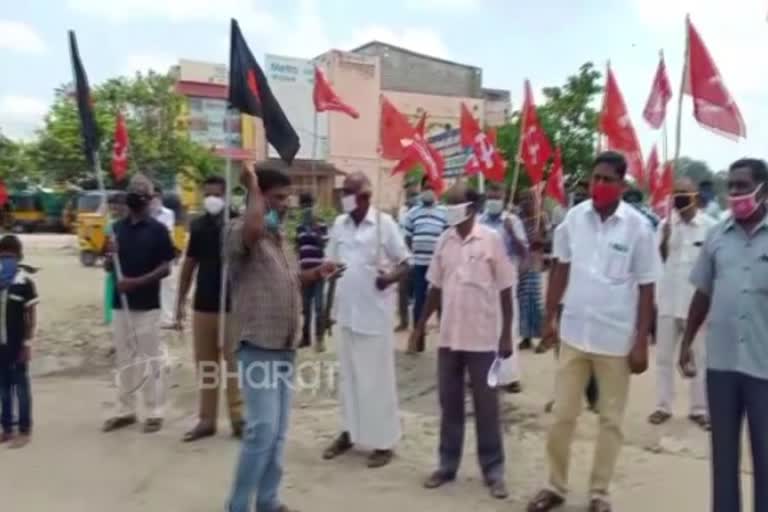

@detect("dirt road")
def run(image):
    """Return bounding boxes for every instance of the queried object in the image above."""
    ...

[0,235,754,511]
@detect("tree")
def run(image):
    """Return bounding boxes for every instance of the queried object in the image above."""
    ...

[32,71,221,187]
[0,132,38,182]
[497,62,602,192]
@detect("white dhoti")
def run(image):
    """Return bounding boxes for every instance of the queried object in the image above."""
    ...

[159,264,178,327]
[337,326,401,450]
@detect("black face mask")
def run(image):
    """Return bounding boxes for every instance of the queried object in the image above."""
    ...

[125,192,149,211]
[573,193,589,205]
[673,194,694,211]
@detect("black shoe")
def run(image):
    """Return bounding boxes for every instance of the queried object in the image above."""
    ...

[519,338,533,350]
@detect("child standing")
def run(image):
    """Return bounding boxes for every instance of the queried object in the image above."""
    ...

[0,235,38,448]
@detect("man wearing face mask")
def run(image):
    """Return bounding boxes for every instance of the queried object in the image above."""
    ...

[150,184,178,328]
[648,177,716,431]
[529,151,658,512]
[479,181,528,393]
[681,158,768,512]
[411,183,515,499]
[225,163,339,512]
[295,192,328,352]
[175,175,243,442]
[322,172,411,469]
[102,175,177,435]
[404,179,447,353]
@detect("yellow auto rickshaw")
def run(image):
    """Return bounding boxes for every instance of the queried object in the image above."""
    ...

[76,190,119,267]
[162,191,188,253]
[9,191,45,233]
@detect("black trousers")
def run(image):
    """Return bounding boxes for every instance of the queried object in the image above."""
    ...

[438,348,504,482]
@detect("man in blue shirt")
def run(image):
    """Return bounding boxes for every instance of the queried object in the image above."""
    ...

[682,158,768,512]
[296,192,329,352]
[405,180,447,353]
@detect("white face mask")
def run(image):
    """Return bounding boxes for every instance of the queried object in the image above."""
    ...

[445,202,471,226]
[203,195,225,215]
[485,199,504,215]
[341,194,357,214]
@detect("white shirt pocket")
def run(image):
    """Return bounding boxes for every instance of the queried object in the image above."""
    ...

[603,242,631,282]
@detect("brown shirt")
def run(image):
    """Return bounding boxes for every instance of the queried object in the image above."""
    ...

[225,219,301,350]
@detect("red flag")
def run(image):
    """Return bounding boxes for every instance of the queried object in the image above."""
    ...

[599,67,644,185]
[545,147,567,206]
[684,17,746,139]
[519,80,553,184]
[459,103,506,182]
[651,162,674,217]
[0,182,8,208]
[645,144,660,197]
[643,54,673,129]
[112,112,128,181]
[379,96,415,160]
[392,138,445,195]
[313,67,359,119]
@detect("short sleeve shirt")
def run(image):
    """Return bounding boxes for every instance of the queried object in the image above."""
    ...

[187,213,231,313]
[0,271,38,361]
[111,217,176,310]
[689,215,768,380]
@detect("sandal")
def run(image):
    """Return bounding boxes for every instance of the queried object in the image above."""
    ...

[367,449,394,468]
[648,410,672,425]
[102,415,137,433]
[527,489,565,512]
[423,470,455,489]
[589,497,612,512]
[323,432,353,460]
[689,414,711,431]
[182,424,216,443]
[143,418,164,434]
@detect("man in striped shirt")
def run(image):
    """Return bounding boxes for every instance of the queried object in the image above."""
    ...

[405,181,447,353]
[296,193,329,352]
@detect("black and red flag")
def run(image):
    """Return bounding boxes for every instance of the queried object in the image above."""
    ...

[68,30,100,164]
[228,19,299,163]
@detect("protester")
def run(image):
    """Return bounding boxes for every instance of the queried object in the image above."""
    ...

[102,175,176,434]
[225,163,338,512]
[528,151,658,512]
[175,175,243,442]
[103,192,127,326]
[151,183,178,329]
[681,158,768,512]
[479,180,528,393]
[295,192,329,352]
[396,181,420,332]
[323,171,410,469]
[411,182,514,499]
[649,177,716,430]
[404,178,447,353]
[623,186,660,229]
[516,189,549,350]
[698,179,722,220]
[0,235,38,449]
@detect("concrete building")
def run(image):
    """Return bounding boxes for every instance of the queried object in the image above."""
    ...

[172,44,509,211]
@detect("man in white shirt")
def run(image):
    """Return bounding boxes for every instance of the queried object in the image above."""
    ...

[322,172,410,469]
[649,178,716,430]
[150,184,177,328]
[528,152,658,512]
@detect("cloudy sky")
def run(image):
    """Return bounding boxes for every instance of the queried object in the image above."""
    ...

[1,0,765,170]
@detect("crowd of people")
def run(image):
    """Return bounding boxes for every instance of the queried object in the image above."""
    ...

[1,150,767,512]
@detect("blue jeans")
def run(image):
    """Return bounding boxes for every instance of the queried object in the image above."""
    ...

[228,344,295,512]
[0,360,31,434]
[708,370,768,512]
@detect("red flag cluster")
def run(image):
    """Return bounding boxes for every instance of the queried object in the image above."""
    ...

[519,80,553,185]
[460,103,505,183]
[380,97,445,194]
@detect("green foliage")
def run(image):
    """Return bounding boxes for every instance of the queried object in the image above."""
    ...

[28,71,221,187]
[496,62,603,192]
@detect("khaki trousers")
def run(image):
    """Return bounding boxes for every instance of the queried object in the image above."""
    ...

[546,342,631,497]
[193,311,242,430]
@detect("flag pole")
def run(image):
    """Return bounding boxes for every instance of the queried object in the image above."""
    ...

[506,87,529,208]
[217,109,234,352]
[673,17,690,175]
[660,51,670,165]
[311,110,319,202]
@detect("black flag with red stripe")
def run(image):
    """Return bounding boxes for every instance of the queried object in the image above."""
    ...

[68,30,100,164]
[228,19,300,164]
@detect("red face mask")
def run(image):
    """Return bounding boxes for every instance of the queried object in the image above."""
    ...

[591,181,622,209]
